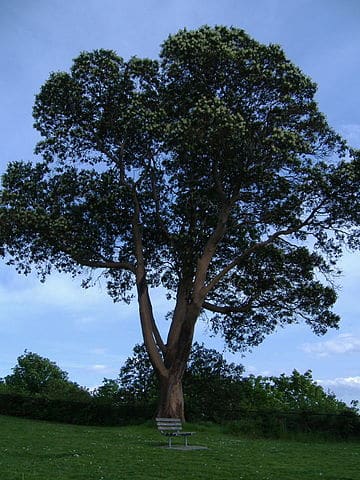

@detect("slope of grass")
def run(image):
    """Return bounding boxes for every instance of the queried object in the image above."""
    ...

[0,415,359,480]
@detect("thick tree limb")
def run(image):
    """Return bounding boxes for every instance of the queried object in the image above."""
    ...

[151,315,167,354]
[202,301,252,314]
[193,203,231,302]
[202,202,327,297]
[74,258,136,272]
[132,185,168,376]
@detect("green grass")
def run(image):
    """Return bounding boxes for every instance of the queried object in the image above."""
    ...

[0,415,359,480]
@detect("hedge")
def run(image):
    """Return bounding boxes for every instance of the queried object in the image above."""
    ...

[0,393,155,426]
[1,392,359,440]
[220,409,360,440]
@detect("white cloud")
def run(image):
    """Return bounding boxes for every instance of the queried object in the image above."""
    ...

[62,360,118,377]
[88,364,118,377]
[74,316,100,325]
[302,333,360,357]
[90,347,108,355]
[0,273,103,311]
[316,376,360,405]
[91,364,108,371]
[317,376,360,389]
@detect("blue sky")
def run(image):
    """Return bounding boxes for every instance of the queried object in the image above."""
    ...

[0,0,359,404]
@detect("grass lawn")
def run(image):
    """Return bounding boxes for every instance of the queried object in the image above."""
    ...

[0,415,359,480]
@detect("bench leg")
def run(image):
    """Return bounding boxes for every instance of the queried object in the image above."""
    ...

[184,436,188,447]
[168,437,172,448]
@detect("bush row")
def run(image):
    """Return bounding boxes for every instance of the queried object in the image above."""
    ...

[185,399,360,440]
[0,393,155,426]
[220,409,360,440]
[1,392,359,440]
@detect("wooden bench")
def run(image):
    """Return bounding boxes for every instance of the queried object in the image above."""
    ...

[156,418,195,448]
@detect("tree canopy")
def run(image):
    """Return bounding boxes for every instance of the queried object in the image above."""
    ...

[1,26,360,417]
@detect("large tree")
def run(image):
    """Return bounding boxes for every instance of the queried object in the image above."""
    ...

[1,26,360,419]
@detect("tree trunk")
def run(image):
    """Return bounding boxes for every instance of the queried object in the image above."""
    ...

[157,373,185,421]
[135,257,200,421]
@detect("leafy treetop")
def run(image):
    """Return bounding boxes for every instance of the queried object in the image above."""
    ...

[1,26,360,358]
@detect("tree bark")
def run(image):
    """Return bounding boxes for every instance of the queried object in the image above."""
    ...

[157,373,185,421]
[156,298,199,420]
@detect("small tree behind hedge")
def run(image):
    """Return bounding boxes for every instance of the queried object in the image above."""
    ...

[4,350,90,401]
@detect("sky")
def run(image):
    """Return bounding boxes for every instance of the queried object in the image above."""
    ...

[0,0,359,405]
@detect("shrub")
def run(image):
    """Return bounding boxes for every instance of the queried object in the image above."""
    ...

[0,392,155,426]
[222,409,360,440]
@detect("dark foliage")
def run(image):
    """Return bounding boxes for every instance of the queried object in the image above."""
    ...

[0,393,155,426]
[2,350,90,401]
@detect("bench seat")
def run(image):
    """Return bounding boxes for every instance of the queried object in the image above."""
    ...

[156,417,195,448]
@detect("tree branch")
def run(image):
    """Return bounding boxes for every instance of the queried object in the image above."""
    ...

[131,185,168,374]
[151,315,167,354]
[148,159,172,244]
[202,301,251,314]
[202,201,327,297]
[193,203,232,301]
[74,258,136,272]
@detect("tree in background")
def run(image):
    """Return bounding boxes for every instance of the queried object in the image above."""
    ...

[112,343,157,405]
[3,351,89,400]
[94,344,352,420]
[94,342,245,415]
[1,26,360,419]
[186,341,244,382]
[183,342,244,419]
[240,370,349,413]
[268,369,345,412]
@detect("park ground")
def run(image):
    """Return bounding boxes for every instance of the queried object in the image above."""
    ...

[0,415,359,480]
